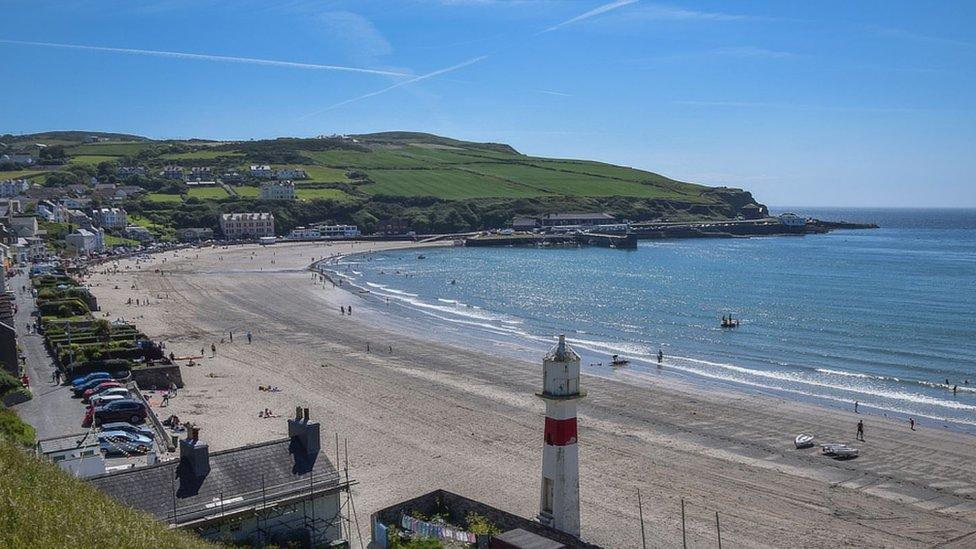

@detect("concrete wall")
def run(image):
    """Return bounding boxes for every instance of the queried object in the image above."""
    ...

[130,363,184,390]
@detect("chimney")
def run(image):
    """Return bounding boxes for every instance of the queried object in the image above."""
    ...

[179,427,210,477]
[287,407,321,457]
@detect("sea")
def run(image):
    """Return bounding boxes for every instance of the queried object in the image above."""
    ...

[324,208,976,432]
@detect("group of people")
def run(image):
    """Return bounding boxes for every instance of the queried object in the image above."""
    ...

[340,305,353,315]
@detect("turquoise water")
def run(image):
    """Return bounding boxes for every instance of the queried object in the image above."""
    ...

[328,209,976,431]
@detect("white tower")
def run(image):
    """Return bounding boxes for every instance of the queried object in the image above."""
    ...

[537,334,584,537]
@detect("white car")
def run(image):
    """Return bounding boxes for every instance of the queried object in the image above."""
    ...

[89,388,131,407]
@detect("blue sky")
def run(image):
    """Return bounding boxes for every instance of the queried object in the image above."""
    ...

[2,0,974,207]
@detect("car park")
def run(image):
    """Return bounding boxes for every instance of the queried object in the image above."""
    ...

[73,377,117,396]
[86,387,130,403]
[83,399,147,427]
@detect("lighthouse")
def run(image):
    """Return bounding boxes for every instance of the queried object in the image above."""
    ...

[536,334,584,537]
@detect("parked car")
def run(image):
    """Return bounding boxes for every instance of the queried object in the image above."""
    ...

[82,381,124,400]
[70,371,110,388]
[87,387,130,403]
[83,400,147,427]
[97,430,153,455]
[99,422,155,440]
[73,377,117,396]
[89,393,127,407]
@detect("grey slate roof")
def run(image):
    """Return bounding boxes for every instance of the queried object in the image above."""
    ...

[87,436,341,526]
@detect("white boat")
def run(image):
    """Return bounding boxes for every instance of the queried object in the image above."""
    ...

[794,434,815,449]
[821,443,859,459]
[833,446,859,459]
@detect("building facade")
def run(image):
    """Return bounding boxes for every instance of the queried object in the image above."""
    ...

[65,228,105,255]
[0,179,29,198]
[93,207,128,229]
[220,212,275,239]
[259,181,296,201]
[275,168,307,180]
[249,165,274,179]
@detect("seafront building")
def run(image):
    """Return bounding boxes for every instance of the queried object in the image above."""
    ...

[65,228,105,255]
[220,212,275,239]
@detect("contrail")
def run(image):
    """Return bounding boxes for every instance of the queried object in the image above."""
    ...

[0,38,410,77]
[303,55,489,117]
[543,0,639,32]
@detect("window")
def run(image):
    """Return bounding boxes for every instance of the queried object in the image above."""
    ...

[542,477,554,513]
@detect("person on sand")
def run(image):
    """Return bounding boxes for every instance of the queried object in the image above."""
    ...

[340,306,345,315]
[348,305,352,315]
[854,400,859,413]
[856,420,865,441]
[211,343,217,357]
[229,331,233,343]
[247,331,252,344]
[657,350,664,364]
[909,417,916,430]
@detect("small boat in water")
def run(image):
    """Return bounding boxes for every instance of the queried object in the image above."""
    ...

[610,354,629,367]
[794,434,815,449]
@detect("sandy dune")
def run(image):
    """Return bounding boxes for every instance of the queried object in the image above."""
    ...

[83,241,976,548]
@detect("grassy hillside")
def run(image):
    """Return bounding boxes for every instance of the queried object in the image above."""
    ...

[9,130,766,235]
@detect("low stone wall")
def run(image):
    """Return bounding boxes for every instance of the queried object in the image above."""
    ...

[130,363,184,390]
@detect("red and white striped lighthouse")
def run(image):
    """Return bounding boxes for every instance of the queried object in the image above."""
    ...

[536,334,584,537]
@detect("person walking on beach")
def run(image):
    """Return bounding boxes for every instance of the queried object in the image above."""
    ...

[854,400,859,413]
[246,331,252,344]
[856,420,865,441]
[211,343,217,357]
[348,305,352,315]
[229,331,233,343]
[340,306,345,315]
[657,349,664,364]
[909,417,916,430]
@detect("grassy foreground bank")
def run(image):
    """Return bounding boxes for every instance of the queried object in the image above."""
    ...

[0,409,211,548]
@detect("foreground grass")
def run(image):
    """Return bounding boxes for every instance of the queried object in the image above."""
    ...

[0,439,213,548]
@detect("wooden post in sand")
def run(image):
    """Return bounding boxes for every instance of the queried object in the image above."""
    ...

[637,489,647,549]
[681,498,687,549]
[716,511,722,549]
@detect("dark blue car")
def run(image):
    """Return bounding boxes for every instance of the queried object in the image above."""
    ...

[70,372,110,388]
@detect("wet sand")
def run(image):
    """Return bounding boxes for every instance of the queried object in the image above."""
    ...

[84,241,976,548]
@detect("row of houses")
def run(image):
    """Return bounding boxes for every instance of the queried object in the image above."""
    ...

[249,165,307,180]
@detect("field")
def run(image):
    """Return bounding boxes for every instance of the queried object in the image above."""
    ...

[0,169,49,180]
[69,155,122,165]
[186,186,230,199]
[103,234,140,247]
[147,192,183,203]
[65,141,158,156]
[161,150,244,160]
[231,186,259,197]
[361,169,540,199]
[295,188,351,201]
[461,163,690,198]
[288,165,349,183]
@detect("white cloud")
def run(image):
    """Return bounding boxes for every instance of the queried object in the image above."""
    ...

[318,11,393,61]
[628,4,756,22]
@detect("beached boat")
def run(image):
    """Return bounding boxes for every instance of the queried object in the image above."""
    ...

[794,434,815,449]
[821,443,859,459]
[610,354,629,367]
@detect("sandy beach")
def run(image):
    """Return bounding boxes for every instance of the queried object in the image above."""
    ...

[82,241,976,548]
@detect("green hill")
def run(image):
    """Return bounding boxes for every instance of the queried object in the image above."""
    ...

[10,130,766,235]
